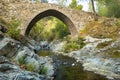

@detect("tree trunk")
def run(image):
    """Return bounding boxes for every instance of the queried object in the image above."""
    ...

[91,0,98,21]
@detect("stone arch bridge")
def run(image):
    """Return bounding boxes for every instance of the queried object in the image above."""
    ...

[0,1,94,36]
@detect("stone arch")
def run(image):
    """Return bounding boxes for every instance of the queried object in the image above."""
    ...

[25,9,78,36]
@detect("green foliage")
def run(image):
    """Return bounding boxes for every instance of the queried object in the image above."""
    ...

[40,67,47,75]
[116,19,120,26]
[76,5,83,10]
[69,0,77,8]
[69,0,83,10]
[29,20,44,41]
[7,17,21,39]
[18,55,26,64]
[63,37,85,53]
[29,17,70,41]
[52,18,70,39]
[26,63,37,72]
[97,0,120,18]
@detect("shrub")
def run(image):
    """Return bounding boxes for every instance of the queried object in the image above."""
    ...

[26,63,37,72]
[116,19,120,26]
[40,66,47,75]
[52,18,70,39]
[18,55,26,64]
[7,17,21,40]
[63,37,85,53]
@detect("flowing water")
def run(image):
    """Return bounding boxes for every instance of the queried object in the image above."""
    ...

[38,51,109,80]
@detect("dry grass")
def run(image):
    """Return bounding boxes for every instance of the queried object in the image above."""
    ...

[80,18,120,39]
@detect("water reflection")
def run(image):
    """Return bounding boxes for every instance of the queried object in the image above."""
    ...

[38,51,109,80]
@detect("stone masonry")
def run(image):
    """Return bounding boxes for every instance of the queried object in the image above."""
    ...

[0,0,95,36]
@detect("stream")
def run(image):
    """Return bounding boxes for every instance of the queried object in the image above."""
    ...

[38,51,109,80]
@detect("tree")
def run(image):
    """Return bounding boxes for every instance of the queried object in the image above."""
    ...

[77,0,97,20]
[97,0,120,18]
[69,0,83,10]
[91,0,98,21]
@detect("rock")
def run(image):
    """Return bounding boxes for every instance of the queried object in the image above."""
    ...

[0,56,52,80]
[82,58,120,79]
[44,63,54,76]
[69,51,80,58]
[0,64,14,72]
[15,46,55,77]
[113,62,120,74]
[13,72,41,80]
[27,39,41,51]
[0,56,10,63]
[34,45,40,51]
[15,47,34,62]
[40,41,50,50]
[0,56,14,72]
[0,74,8,80]
[50,40,66,52]
[66,36,120,79]
[0,37,20,57]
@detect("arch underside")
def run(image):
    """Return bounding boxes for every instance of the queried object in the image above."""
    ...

[25,9,78,36]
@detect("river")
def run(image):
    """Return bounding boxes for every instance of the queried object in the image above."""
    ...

[37,51,109,80]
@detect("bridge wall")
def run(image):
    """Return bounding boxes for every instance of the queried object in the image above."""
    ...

[0,1,94,36]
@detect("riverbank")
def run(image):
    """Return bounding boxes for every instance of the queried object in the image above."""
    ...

[51,36,120,80]
[0,35,55,80]
[0,32,120,80]
[37,51,110,80]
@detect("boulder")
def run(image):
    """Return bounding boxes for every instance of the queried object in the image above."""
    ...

[15,46,55,77]
[0,37,20,57]
[0,56,51,80]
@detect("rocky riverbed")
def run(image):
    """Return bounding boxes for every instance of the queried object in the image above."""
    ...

[51,36,120,80]
[0,34,55,80]
[0,32,120,80]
